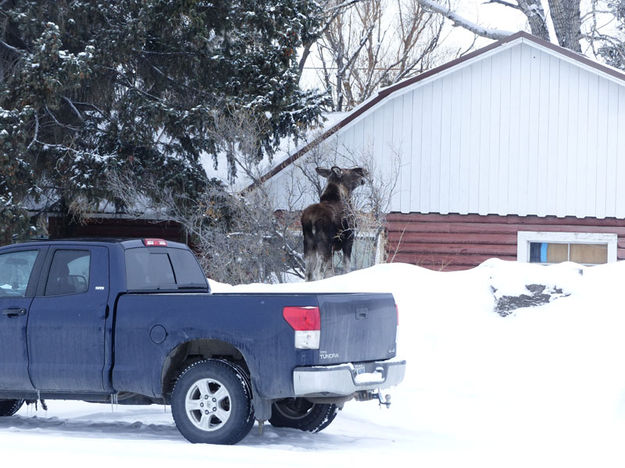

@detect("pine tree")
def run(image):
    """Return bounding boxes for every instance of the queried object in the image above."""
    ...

[0,0,326,239]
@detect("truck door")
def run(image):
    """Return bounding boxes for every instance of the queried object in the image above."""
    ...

[28,246,109,393]
[0,248,45,391]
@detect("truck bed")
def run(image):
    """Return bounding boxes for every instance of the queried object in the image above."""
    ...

[113,291,398,400]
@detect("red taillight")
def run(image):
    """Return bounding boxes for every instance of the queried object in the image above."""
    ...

[143,238,168,247]
[283,306,320,331]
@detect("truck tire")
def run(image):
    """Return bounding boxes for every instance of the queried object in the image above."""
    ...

[269,398,338,433]
[0,399,23,416]
[171,360,254,444]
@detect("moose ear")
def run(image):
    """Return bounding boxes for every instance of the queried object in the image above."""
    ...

[331,166,342,177]
[315,167,332,178]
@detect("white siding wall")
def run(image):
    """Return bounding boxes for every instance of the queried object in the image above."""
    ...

[268,39,625,218]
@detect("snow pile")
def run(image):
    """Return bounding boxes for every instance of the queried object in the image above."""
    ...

[212,259,625,464]
[3,259,625,466]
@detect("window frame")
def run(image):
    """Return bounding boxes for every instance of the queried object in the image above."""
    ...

[517,231,618,265]
[0,249,43,298]
[43,249,92,297]
[124,247,208,292]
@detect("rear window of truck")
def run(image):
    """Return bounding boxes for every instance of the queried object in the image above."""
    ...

[125,248,208,291]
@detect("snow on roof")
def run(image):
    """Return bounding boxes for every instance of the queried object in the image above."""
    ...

[201,112,349,192]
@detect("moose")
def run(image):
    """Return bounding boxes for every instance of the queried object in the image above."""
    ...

[301,166,368,281]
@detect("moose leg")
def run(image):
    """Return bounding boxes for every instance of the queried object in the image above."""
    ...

[343,253,352,273]
[318,242,333,279]
[341,231,354,273]
[316,252,327,280]
[302,219,317,281]
[304,244,325,281]
[304,252,317,282]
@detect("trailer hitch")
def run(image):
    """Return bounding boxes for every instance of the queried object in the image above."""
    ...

[355,389,392,408]
[377,391,391,408]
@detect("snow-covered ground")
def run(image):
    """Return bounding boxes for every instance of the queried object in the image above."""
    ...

[3,259,625,467]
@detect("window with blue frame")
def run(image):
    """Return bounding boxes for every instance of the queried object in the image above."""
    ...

[528,242,608,264]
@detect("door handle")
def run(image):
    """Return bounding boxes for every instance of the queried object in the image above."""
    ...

[355,308,368,320]
[2,308,26,317]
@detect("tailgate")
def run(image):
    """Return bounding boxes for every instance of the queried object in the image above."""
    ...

[316,293,397,365]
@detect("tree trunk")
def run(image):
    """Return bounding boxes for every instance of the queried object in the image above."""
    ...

[547,0,582,52]
[56,197,76,238]
[517,1,551,42]
[417,0,586,54]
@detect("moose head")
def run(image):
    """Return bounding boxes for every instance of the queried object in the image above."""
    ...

[315,166,367,198]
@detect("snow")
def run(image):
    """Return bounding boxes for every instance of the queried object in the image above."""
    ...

[4,259,625,466]
[201,111,350,190]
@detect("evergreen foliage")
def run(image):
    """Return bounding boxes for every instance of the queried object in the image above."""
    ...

[0,0,326,240]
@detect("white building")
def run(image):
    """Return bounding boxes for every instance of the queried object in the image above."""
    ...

[260,32,625,270]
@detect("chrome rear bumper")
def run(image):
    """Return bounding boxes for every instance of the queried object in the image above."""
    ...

[293,360,406,397]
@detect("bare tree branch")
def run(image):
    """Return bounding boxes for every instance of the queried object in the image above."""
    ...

[72,101,109,119]
[458,33,479,57]
[417,0,514,39]
[318,0,450,111]
[44,105,81,132]
[62,96,84,122]
[298,0,368,79]
[483,0,520,9]
[0,39,24,55]
[26,112,39,151]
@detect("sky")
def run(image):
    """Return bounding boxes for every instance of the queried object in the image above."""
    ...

[458,0,527,32]
[435,0,529,57]
[300,0,529,90]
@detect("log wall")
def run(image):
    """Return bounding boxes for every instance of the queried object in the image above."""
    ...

[386,213,625,271]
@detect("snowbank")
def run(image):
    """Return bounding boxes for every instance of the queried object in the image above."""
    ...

[210,259,625,464]
[3,259,625,466]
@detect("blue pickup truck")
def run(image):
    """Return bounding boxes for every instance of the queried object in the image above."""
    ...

[0,238,405,444]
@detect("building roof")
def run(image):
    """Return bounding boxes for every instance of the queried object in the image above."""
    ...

[252,31,625,190]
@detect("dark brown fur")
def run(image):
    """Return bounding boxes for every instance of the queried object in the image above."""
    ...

[301,166,367,281]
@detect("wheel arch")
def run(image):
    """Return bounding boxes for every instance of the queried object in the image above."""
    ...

[161,338,251,400]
